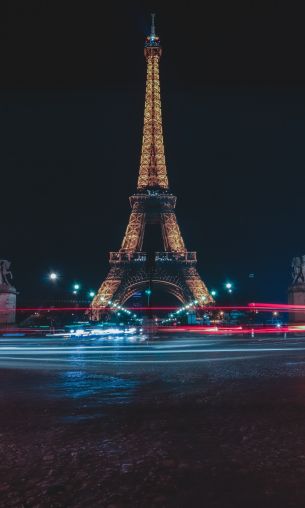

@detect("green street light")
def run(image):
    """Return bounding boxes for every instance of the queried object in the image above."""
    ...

[145,287,152,307]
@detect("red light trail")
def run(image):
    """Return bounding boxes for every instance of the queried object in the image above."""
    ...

[0,303,304,312]
[159,324,305,335]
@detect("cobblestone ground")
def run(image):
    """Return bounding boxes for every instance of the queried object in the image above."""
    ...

[2,337,305,507]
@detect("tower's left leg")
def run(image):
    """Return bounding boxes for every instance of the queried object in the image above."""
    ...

[90,266,124,320]
[161,212,186,252]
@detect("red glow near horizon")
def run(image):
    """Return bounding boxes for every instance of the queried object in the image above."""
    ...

[159,324,305,335]
[0,302,304,313]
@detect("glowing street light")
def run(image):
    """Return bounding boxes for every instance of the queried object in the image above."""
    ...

[49,272,58,281]
[225,282,232,290]
[211,290,217,297]
[89,291,95,298]
[145,287,152,306]
[73,284,80,290]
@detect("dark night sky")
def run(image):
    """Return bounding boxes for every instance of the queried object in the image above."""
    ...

[0,0,304,303]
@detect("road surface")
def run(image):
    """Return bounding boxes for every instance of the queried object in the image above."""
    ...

[1,332,305,507]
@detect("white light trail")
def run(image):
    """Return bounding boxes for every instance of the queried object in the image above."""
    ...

[1,346,305,354]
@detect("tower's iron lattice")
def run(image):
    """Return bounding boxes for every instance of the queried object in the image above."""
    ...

[91,16,213,318]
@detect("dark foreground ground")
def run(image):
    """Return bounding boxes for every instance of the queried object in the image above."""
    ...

[2,333,305,507]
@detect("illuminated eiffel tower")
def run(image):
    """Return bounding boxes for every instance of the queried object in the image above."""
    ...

[91,15,213,319]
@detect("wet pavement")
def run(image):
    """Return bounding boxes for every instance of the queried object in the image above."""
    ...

[2,332,305,506]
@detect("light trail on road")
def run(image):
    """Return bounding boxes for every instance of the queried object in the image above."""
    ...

[1,302,305,312]
[1,334,305,369]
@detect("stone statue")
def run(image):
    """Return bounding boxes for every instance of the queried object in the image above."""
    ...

[0,260,13,287]
[289,255,305,323]
[292,256,305,285]
[0,260,16,324]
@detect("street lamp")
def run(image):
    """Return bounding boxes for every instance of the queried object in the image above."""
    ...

[225,282,232,290]
[89,291,95,298]
[49,272,58,281]
[145,288,152,307]
[73,284,80,290]
[211,290,217,297]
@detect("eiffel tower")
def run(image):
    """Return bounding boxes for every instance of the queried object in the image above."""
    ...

[91,15,213,319]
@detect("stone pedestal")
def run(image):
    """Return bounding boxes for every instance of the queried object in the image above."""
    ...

[0,284,17,324]
[288,283,305,323]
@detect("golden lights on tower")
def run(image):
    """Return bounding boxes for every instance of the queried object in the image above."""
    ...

[137,17,168,189]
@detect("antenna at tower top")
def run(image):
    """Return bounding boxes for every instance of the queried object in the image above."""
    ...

[145,12,160,48]
[150,13,156,37]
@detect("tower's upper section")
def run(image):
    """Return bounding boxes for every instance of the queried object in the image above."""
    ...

[137,14,169,190]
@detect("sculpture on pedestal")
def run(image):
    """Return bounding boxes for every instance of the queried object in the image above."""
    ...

[288,255,305,323]
[0,260,17,325]
[292,256,305,285]
[0,260,13,287]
